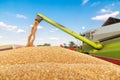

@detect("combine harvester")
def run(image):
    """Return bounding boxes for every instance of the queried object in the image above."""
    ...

[26,13,120,65]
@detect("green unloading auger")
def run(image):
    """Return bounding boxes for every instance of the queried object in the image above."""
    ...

[36,13,103,49]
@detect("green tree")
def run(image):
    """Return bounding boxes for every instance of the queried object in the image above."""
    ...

[69,41,75,47]
[43,43,51,46]
[63,43,67,48]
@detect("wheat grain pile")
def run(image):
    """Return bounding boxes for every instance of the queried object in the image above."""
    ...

[0,46,120,80]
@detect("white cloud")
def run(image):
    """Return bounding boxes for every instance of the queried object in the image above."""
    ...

[82,0,89,5]
[100,9,112,13]
[17,29,26,33]
[0,21,17,31]
[91,11,119,21]
[49,37,59,40]
[91,2,100,7]
[0,21,26,33]
[6,25,17,31]
[30,25,43,29]
[50,28,58,32]
[0,36,3,39]
[0,22,6,27]
[111,3,115,6]
[81,26,85,29]
[16,14,27,19]
[37,25,43,29]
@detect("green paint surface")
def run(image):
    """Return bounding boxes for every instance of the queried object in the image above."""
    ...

[91,41,120,59]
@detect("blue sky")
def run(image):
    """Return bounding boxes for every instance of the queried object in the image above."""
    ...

[0,0,120,46]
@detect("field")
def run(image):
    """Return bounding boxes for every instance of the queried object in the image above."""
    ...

[0,46,120,80]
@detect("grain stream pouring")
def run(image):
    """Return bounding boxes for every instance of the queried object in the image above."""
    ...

[26,16,42,47]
